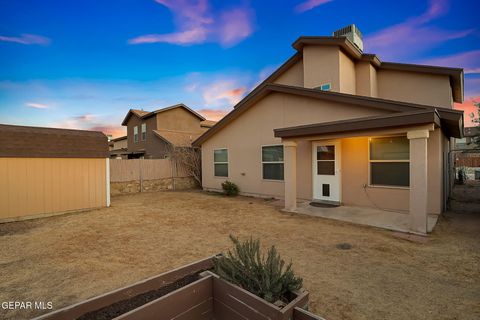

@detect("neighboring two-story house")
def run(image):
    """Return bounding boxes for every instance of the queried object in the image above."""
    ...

[109,136,128,159]
[193,25,464,234]
[121,104,215,159]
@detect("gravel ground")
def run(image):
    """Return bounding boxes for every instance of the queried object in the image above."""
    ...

[0,190,479,320]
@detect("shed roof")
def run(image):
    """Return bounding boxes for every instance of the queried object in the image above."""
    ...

[0,124,109,158]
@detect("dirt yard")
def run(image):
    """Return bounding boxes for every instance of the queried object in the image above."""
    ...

[0,191,479,320]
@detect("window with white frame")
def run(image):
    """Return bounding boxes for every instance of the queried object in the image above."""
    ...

[369,136,409,187]
[214,149,228,177]
[133,126,138,143]
[262,145,284,180]
[141,123,146,141]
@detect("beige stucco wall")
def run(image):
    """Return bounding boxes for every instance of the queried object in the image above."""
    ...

[355,61,378,97]
[340,129,443,214]
[156,107,204,132]
[377,69,453,108]
[201,92,391,199]
[339,50,356,94]
[0,158,107,220]
[303,46,340,90]
[274,59,304,87]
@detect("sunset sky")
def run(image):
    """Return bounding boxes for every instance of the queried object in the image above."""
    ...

[0,0,478,137]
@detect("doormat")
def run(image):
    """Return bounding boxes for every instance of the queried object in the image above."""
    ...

[309,202,340,208]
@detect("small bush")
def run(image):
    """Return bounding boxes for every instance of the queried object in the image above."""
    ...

[213,235,303,303]
[221,180,239,196]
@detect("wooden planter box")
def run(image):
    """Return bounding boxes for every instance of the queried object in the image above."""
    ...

[34,256,324,320]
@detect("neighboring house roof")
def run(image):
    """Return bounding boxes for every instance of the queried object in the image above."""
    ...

[153,129,203,147]
[291,36,463,102]
[200,120,217,128]
[111,135,127,142]
[121,103,206,125]
[0,124,109,158]
[192,83,464,147]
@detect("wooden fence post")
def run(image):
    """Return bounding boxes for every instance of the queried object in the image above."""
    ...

[139,159,143,193]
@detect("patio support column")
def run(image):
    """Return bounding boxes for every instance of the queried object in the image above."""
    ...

[407,129,429,234]
[284,140,297,211]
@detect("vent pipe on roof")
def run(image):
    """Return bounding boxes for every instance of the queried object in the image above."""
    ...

[333,24,363,52]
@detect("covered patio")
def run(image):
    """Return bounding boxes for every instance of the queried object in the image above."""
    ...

[275,109,463,235]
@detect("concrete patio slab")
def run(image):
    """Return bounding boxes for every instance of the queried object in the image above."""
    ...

[272,200,438,234]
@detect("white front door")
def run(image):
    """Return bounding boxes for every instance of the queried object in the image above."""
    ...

[312,141,341,202]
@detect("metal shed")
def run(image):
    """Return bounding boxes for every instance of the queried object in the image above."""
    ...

[0,124,110,222]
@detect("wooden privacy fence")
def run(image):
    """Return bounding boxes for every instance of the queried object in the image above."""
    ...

[109,159,194,194]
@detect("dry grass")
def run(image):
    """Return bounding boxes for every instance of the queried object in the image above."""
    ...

[0,191,479,320]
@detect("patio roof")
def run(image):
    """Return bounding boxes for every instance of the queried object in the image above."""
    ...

[273,110,449,139]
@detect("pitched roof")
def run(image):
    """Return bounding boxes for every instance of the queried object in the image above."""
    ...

[274,110,442,138]
[110,135,127,142]
[200,120,217,128]
[192,83,464,147]
[153,129,203,147]
[121,103,206,126]
[0,124,109,158]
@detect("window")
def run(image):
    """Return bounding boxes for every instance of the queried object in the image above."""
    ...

[319,83,331,91]
[141,123,146,141]
[369,136,409,187]
[316,145,335,175]
[133,126,138,143]
[214,149,228,177]
[262,145,284,180]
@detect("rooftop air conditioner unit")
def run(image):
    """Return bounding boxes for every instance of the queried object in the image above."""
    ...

[333,24,363,52]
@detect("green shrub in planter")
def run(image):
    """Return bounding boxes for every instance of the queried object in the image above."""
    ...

[221,180,239,196]
[214,235,303,303]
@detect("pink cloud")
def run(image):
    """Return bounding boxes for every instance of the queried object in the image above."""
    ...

[197,108,228,121]
[25,102,49,109]
[0,34,51,45]
[421,50,480,74]
[217,8,254,46]
[203,81,246,107]
[89,125,126,138]
[455,97,479,127]
[294,0,333,13]
[364,0,473,60]
[129,0,254,47]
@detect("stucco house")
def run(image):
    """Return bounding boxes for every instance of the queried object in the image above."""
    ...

[193,25,464,234]
[121,104,215,159]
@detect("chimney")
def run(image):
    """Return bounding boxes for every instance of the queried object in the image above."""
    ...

[333,24,363,52]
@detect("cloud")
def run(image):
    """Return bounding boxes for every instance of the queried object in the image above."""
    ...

[294,0,333,13]
[89,125,126,138]
[197,108,228,121]
[51,113,126,138]
[26,102,49,109]
[421,50,480,74]
[0,34,51,45]
[203,81,246,107]
[455,97,479,127]
[128,0,254,47]
[364,0,473,60]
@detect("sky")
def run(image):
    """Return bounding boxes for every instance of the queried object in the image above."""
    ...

[0,0,478,138]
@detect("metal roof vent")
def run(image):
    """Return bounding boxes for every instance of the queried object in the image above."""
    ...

[333,24,363,52]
